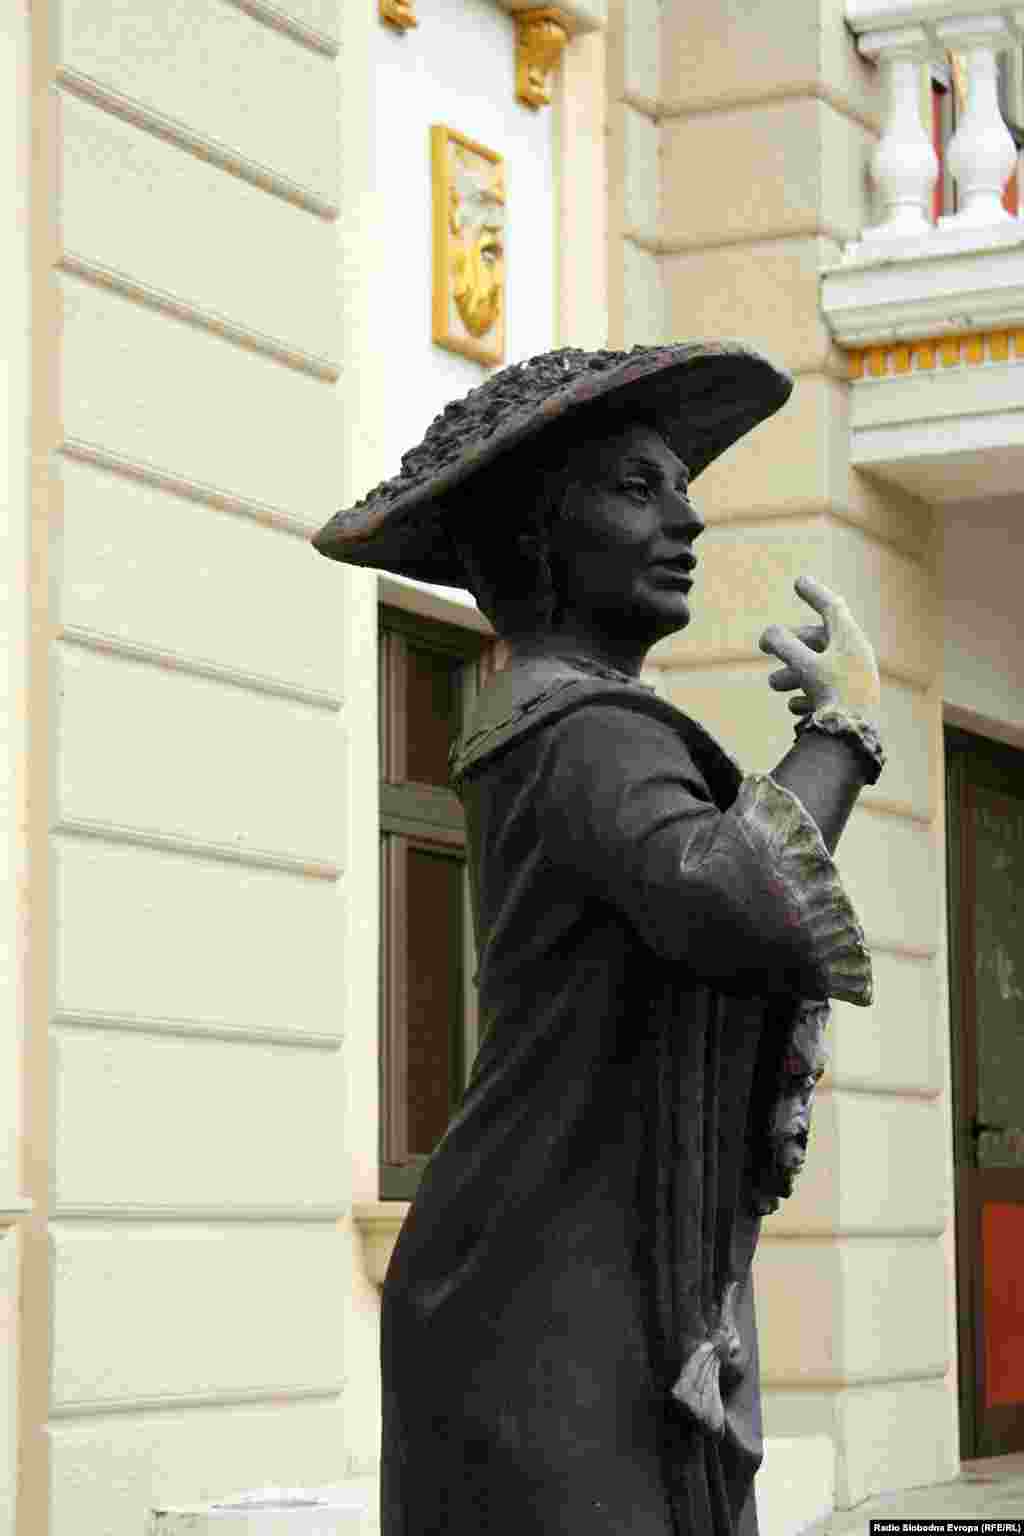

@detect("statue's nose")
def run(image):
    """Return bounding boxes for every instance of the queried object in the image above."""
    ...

[664,493,704,542]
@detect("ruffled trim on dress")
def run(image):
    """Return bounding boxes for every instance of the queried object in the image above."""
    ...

[733,774,873,1007]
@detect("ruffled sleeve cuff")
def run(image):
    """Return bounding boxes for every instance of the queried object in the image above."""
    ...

[734,774,873,1007]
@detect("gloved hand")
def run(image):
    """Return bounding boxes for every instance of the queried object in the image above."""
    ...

[759,575,881,721]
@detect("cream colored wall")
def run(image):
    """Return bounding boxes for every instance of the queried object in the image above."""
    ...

[21,2,383,1532]
[0,10,32,1533]
[627,0,961,1510]
[941,496,1024,745]
[606,0,663,347]
[19,0,564,1530]
[554,27,609,349]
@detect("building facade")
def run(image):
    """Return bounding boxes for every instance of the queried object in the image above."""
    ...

[1,0,1022,1530]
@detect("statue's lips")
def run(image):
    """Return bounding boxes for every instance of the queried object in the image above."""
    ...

[650,563,695,588]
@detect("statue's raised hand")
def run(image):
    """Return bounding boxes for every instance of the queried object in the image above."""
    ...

[759,576,881,720]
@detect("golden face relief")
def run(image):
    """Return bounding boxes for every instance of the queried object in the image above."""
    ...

[449,154,505,341]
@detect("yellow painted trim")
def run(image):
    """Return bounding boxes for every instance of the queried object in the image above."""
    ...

[845,326,1024,380]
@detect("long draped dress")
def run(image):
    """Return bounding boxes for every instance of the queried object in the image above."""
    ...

[381,654,872,1536]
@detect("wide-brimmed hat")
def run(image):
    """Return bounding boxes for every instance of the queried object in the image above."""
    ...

[312,342,792,587]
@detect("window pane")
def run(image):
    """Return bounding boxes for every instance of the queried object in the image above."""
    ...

[971,784,1024,1167]
[405,645,460,787]
[405,844,463,1155]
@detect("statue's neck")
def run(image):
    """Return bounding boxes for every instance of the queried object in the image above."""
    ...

[508,621,650,681]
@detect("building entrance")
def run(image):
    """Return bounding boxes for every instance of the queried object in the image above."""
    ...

[946,725,1024,1457]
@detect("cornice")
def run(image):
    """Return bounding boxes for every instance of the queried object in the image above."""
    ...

[845,0,1024,34]
[822,231,1024,345]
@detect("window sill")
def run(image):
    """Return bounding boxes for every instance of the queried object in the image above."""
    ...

[353,1200,411,1287]
[378,573,493,636]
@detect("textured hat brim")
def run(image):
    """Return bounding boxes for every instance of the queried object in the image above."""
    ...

[312,343,792,587]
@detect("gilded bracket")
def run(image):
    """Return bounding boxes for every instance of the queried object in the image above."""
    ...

[515,7,570,109]
[380,0,417,31]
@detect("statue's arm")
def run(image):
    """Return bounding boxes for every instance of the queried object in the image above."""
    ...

[769,729,870,857]
[536,705,872,1006]
[759,575,883,857]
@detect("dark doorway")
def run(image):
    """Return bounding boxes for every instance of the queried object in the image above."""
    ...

[946,724,1024,1457]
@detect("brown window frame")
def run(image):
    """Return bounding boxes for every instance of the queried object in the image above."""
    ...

[378,604,494,1200]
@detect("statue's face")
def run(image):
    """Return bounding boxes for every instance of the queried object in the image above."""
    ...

[548,424,704,645]
[771,1002,829,1180]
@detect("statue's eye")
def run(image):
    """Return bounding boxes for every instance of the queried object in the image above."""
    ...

[621,478,652,500]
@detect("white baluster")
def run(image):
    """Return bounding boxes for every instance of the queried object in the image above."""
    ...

[936,15,1017,228]
[859,27,938,240]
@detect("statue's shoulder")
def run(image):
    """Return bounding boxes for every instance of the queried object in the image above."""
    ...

[449,656,743,809]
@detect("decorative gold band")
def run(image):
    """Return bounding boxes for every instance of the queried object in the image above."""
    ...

[846,329,1024,381]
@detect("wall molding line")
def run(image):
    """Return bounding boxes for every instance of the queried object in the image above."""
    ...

[877,659,933,694]
[654,493,928,564]
[817,1078,942,1101]
[52,1009,344,1051]
[53,816,342,883]
[759,1365,949,1389]
[58,438,322,542]
[788,356,853,384]
[858,796,933,827]
[51,1205,347,1223]
[652,648,779,672]
[55,69,338,220]
[652,649,932,694]
[698,499,930,564]
[618,89,659,121]
[224,0,339,56]
[628,217,855,256]
[649,650,776,672]
[652,81,880,137]
[59,254,340,382]
[865,936,937,962]
[48,1384,344,1421]
[759,1226,945,1243]
[58,625,342,714]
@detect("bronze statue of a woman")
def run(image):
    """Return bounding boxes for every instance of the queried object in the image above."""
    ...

[313,344,885,1536]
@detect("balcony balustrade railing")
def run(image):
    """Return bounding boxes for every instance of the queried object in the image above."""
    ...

[843,2,1024,255]
[820,6,1024,502]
